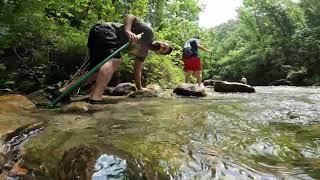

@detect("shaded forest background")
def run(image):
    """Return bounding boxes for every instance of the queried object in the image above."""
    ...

[0,0,319,93]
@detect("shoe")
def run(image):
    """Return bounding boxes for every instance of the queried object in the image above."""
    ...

[47,89,71,104]
[85,98,104,104]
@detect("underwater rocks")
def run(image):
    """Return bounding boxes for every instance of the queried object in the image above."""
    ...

[173,83,207,97]
[60,101,105,113]
[214,81,255,93]
[0,122,44,179]
[58,145,100,179]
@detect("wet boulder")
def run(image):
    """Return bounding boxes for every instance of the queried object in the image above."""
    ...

[270,79,292,86]
[0,95,39,139]
[0,88,13,96]
[129,84,162,98]
[146,84,162,93]
[203,79,215,87]
[0,94,36,113]
[173,83,207,97]
[214,81,255,93]
[287,68,309,86]
[104,83,137,96]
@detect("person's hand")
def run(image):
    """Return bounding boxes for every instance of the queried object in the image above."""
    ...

[125,30,143,44]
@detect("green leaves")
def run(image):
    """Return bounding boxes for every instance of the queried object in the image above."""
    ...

[2,0,320,92]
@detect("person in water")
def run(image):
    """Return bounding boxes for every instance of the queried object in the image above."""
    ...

[49,14,173,104]
[182,37,211,87]
[240,76,247,84]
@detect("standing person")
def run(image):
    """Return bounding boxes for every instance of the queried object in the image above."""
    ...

[182,37,211,87]
[240,76,248,84]
[49,14,173,104]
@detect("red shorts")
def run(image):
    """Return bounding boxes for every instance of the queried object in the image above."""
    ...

[183,56,201,71]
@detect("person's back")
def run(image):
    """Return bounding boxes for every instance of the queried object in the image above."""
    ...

[87,19,154,63]
[182,38,200,58]
[181,37,211,87]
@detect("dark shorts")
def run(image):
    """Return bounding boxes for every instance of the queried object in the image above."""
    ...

[183,56,201,71]
[87,24,123,70]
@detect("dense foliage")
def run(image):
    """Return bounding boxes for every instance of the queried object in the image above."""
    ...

[0,0,319,93]
[202,0,320,85]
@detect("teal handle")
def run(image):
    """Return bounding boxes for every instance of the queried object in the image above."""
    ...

[50,42,130,107]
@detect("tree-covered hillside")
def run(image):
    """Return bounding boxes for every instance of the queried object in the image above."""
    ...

[0,0,319,93]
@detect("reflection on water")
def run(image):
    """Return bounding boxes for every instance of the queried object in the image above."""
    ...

[92,154,127,180]
[215,159,277,180]
[89,86,320,179]
[24,86,320,179]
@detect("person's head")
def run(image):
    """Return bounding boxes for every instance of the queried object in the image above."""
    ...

[149,41,173,55]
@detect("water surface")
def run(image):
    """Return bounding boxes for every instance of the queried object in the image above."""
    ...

[22,86,320,179]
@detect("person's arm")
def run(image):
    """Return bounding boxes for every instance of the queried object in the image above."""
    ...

[134,60,144,90]
[198,44,211,53]
[124,14,139,43]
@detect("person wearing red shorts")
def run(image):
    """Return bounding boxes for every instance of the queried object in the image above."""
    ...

[182,37,211,86]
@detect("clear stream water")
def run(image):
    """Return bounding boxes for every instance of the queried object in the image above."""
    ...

[20,86,320,179]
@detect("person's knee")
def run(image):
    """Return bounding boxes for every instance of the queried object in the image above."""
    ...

[99,58,122,74]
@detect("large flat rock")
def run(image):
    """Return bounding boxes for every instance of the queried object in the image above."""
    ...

[214,81,255,93]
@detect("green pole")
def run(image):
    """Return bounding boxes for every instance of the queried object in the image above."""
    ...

[50,42,130,107]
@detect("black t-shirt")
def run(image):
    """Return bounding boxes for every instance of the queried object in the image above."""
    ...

[91,18,154,60]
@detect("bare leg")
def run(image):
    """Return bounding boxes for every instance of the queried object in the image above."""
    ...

[185,70,193,83]
[194,70,202,86]
[89,58,122,101]
[134,60,144,90]
[59,73,97,92]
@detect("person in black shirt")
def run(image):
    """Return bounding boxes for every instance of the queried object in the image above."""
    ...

[50,14,173,104]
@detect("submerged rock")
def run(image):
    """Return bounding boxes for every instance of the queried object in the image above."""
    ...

[173,83,207,97]
[214,81,255,93]
[57,145,99,180]
[60,101,104,113]
[104,83,137,96]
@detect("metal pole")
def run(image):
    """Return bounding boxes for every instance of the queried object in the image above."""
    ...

[50,42,130,107]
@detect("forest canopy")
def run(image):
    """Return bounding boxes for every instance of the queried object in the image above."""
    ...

[0,0,319,93]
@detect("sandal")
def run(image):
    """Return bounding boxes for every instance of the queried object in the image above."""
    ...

[85,98,104,104]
